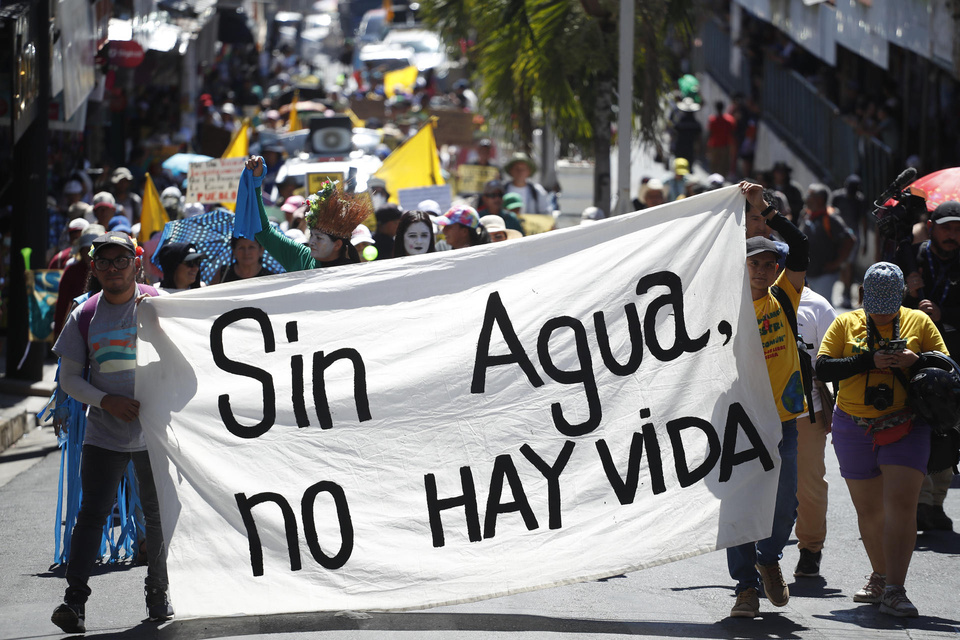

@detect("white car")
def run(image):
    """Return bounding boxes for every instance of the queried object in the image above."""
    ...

[276,154,384,195]
[381,29,448,75]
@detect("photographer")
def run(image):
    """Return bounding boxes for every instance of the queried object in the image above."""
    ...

[903,200,960,532]
[816,262,948,618]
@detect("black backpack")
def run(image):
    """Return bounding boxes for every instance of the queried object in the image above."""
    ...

[770,285,819,423]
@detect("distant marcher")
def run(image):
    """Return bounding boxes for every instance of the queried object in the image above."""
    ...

[504,153,550,214]
[666,157,690,202]
[156,242,204,292]
[53,225,105,339]
[91,192,118,228]
[351,224,377,261]
[801,183,855,305]
[707,100,736,179]
[580,206,606,224]
[499,192,526,234]
[160,187,183,220]
[771,162,804,223]
[639,179,666,209]
[210,237,275,284]
[49,219,90,269]
[830,175,870,308]
[372,204,403,260]
[672,97,703,165]
[435,205,490,249]
[110,167,141,222]
[480,215,522,242]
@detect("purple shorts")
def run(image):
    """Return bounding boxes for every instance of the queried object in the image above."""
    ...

[831,407,930,480]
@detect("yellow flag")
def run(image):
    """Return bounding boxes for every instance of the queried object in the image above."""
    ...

[138,173,170,245]
[222,119,250,159]
[374,117,445,203]
[345,107,365,128]
[288,90,303,131]
[383,66,418,98]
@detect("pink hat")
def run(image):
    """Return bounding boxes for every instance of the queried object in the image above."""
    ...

[281,195,306,214]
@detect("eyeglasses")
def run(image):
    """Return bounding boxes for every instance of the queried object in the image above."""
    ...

[483,192,504,198]
[93,256,134,271]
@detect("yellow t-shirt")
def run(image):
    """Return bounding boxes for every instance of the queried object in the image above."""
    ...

[754,271,805,421]
[817,307,948,418]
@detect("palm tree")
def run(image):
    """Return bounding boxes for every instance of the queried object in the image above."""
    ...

[420,0,694,211]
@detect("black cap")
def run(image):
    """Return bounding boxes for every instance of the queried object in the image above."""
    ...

[156,242,204,274]
[931,201,960,224]
[374,204,402,224]
[746,236,780,257]
[90,232,137,257]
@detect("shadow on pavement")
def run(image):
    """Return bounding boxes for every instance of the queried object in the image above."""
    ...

[914,530,960,554]
[155,611,808,639]
[0,445,59,464]
[786,577,844,599]
[813,606,960,632]
[35,560,141,580]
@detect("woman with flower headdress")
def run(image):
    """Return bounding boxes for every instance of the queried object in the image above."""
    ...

[243,156,370,271]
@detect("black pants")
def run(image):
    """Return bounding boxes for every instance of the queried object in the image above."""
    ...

[65,445,167,604]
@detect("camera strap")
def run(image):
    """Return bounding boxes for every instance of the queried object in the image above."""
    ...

[865,314,910,396]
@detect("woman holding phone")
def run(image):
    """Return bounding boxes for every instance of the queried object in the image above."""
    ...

[816,262,948,617]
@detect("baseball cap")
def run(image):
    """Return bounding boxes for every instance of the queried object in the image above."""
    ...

[111,167,134,184]
[90,231,138,257]
[67,201,93,220]
[862,262,904,314]
[78,224,106,249]
[68,218,90,232]
[156,242,203,273]
[161,186,183,207]
[931,201,960,224]
[435,205,480,229]
[502,193,523,211]
[281,195,306,214]
[746,236,780,258]
[417,199,441,216]
[63,180,84,195]
[350,224,376,246]
[93,192,116,210]
[674,158,690,175]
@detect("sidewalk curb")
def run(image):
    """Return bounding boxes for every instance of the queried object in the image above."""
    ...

[0,410,36,453]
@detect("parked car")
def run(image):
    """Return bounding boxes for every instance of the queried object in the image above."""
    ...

[356,43,417,75]
[381,29,448,75]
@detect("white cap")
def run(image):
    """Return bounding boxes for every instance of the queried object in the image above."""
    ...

[68,218,90,231]
[183,202,204,218]
[417,199,441,216]
[351,224,375,246]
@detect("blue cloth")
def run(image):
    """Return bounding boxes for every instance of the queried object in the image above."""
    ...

[233,159,267,239]
[727,418,799,593]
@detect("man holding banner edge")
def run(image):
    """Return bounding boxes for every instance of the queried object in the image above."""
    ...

[728,182,809,618]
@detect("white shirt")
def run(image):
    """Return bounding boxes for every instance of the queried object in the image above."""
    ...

[797,286,838,412]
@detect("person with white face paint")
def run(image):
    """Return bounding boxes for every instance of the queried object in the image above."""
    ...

[245,156,370,271]
[393,210,436,257]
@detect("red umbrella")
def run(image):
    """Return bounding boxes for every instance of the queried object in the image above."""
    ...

[909,167,960,211]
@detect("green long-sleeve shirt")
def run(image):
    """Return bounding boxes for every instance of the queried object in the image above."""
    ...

[253,187,319,273]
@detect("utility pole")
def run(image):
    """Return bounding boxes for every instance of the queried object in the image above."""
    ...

[614,0,635,215]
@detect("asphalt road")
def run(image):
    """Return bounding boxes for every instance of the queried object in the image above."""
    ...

[1,423,958,640]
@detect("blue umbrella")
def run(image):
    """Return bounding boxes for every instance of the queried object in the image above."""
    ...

[161,153,213,176]
[152,208,286,283]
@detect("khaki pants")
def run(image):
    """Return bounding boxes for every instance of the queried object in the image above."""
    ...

[795,410,829,552]
[919,468,954,507]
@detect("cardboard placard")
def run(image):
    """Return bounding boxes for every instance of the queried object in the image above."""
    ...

[186,157,247,205]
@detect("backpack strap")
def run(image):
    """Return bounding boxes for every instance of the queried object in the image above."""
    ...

[77,292,103,345]
[771,285,817,423]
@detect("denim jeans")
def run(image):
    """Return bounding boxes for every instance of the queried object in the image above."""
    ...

[65,445,167,604]
[727,419,799,593]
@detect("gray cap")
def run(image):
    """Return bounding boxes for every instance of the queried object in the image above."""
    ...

[746,236,779,257]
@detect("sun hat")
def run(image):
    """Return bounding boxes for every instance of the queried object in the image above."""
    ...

[480,215,522,239]
[862,262,905,314]
[504,152,537,176]
[111,167,134,184]
[434,205,480,229]
[676,97,701,113]
[68,201,93,219]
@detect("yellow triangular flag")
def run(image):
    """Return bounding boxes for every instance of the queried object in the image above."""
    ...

[222,119,250,159]
[383,66,418,98]
[138,173,170,245]
[288,90,303,131]
[374,117,445,203]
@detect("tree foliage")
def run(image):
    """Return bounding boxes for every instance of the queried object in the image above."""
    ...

[419,0,694,154]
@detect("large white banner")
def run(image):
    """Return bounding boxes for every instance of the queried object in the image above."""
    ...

[136,186,782,619]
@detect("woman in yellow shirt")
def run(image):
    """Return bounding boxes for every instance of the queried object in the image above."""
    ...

[816,262,947,618]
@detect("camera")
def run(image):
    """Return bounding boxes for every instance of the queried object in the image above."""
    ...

[865,383,894,411]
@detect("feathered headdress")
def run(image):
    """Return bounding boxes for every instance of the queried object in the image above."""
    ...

[305,181,373,240]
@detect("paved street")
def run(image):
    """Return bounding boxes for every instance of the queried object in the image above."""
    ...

[1,423,957,639]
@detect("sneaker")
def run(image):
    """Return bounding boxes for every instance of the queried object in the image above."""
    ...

[145,586,174,622]
[879,585,919,618]
[794,549,822,578]
[730,587,760,618]
[756,562,789,606]
[51,601,85,634]
[853,572,885,603]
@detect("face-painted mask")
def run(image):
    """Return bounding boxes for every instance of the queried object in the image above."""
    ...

[403,221,431,255]
[308,230,339,261]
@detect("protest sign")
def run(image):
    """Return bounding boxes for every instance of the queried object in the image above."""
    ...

[397,185,452,214]
[457,164,501,195]
[306,172,345,195]
[137,186,781,618]
[186,157,247,204]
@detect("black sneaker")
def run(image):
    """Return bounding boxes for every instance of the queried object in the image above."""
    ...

[794,548,821,577]
[51,601,85,634]
[145,586,174,622]
[926,505,954,531]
